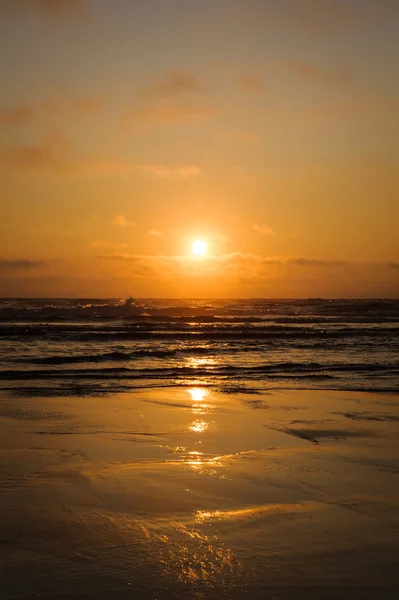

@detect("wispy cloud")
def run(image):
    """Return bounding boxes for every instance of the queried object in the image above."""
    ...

[149,230,163,237]
[0,105,32,126]
[0,130,71,172]
[111,215,135,228]
[300,96,394,122]
[281,0,354,32]
[96,252,350,273]
[89,241,113,248]
[238,74,263,93]
[113,254,394,298]
[0,136,201,177]
[287,258,348,267]
[0,0,88,18]
[0,258,46,270]
[253,223,275,236]
[84,160,201,178]
[0,94,103,131]
[0,143,65,171]
[139,164,201,178]
[42,94,103,118]
[3,253,397,297]
[89,241,129,249]
[149,71,201,99]
[92,252,358,297]
[237,0,354,35]
[124,70,213,128]
[132,103,214,128]
[287,61,352,84]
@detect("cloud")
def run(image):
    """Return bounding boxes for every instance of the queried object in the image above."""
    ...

[0,141,116,174]
[95,251,336,270]
[281,0,354,31]
[238,74,263,93]
[89,241,129,249]
[92,252,350,295]
[0,130,71,172]
[4,252,398,297]
[0,105,32,126]
[0,0,87,18]
[132,103,214,128]
[149,230,163,237]
[89,241,113,248]
[42,94,103,118]
[96,253,142,261]
[287,61,352,84]
[69,95,102,115]
[94,253,355,285]
[82,160,201,178]
[149,71,201,99]
[0,258,46,270]
[388,262,399,269]
[300,96,394,122]
[139,164,201,178]
[0,94,102,134]
[111,215,135,228]
[124,70,213,128]
[253,223,275,236]
[0,132,200,177]
[238,0,354,35]
[0,142,66,172]
[287,258,348,267]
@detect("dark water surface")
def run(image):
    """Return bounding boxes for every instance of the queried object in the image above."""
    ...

[0,298,398,395]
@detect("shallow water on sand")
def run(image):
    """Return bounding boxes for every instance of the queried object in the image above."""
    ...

[1,387,399,599]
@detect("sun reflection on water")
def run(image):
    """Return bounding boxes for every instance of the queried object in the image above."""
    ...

[188,387,211,415]
[185,356,216,369]
[156,522,242,587]
[188,387,208,401]
[189,420,209,433]
[188,451,203,465]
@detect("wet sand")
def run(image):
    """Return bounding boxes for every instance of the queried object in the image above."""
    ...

[1,387,399,599]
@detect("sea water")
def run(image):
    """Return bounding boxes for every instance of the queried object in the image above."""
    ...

[0,298,398,396]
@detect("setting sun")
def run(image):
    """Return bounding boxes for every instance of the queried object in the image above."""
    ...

[192,240,207,256]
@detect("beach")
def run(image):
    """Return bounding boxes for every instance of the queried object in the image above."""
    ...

[2,0,398,594]
[1,386,399,599]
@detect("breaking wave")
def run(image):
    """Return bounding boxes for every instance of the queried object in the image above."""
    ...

[0,298,398,394]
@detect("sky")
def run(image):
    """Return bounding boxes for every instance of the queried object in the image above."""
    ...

[0,0,398,298]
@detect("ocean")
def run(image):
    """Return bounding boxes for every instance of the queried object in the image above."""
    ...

[1,297,398,396]
[2,298,399,598]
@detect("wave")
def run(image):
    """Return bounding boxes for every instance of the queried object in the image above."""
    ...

[1,361,398,382]
[1,298,399,324]
[1,325,398,344]
[1,298,398,396]
[14,349,176,365]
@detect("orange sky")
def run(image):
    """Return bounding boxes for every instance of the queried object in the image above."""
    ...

[0,0,398,297]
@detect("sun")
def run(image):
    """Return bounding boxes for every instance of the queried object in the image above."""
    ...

[192,239,207,256]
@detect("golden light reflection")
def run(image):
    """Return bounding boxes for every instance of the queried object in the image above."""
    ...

[188,387,208,401]
[157,523,241,586]
[185,357,216,369]
[195,502,313,523]
[192,404,210,415]
[189,420,209,433]
[188,387,211,413]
